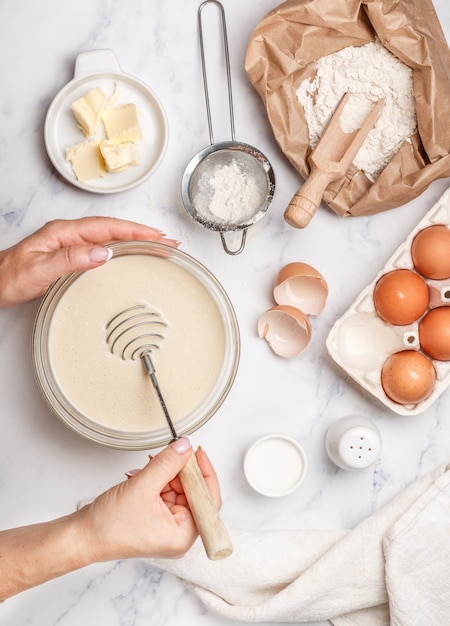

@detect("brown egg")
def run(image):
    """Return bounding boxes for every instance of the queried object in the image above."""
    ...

[411,224,450,279]
[419,306,450,361]
[381,350,436,405]
[373,269,429,325]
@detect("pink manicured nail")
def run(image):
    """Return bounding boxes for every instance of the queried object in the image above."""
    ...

[89,246,113,263]
[125,469,141,479]
[159,238,180,248]
[171,437,192,453]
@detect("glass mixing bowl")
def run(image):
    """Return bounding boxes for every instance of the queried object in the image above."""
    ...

[32,241,240,450]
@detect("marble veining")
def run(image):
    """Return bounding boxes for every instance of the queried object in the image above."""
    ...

[0,1,449,624]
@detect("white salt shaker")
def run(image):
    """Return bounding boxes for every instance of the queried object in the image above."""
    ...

[325,415,382,470]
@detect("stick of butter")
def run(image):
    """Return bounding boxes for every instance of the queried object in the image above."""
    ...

[99,141,140,172]
[101,103,143,143]
[70,88,109,137]
[66,139,107,181]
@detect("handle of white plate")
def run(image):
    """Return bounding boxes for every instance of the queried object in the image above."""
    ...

[74,49,121,79]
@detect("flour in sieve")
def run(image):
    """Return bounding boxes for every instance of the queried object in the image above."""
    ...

[296,39,417,180]
[195,159,263,224]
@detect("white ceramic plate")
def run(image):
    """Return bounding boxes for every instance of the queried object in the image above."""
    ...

[45,49,168,194]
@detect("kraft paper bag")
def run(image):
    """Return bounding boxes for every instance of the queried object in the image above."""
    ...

[245,0,450,217]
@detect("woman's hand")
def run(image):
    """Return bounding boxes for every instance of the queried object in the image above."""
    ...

[78,438,222,562]
[0,438,221,600]
[0,217,179,308]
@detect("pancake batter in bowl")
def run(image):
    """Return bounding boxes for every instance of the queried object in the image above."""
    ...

[47,252,227,437]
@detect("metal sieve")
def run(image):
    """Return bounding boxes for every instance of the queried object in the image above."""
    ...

[181,0,275,255]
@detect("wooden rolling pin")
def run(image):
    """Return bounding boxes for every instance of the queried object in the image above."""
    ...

[284,93,385,229]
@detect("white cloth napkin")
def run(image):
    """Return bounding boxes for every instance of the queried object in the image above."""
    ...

[151,464,450,624]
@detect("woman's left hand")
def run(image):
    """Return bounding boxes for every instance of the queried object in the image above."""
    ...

[0,217,179,308]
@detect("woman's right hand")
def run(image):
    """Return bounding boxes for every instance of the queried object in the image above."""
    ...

[77,438,222,562]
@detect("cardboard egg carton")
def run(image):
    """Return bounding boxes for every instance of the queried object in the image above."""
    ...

[326,186,450,415]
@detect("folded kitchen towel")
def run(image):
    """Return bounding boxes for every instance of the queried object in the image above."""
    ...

[150,464,450,625]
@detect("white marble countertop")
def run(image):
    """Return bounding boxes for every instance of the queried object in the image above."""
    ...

[1,1,449,624]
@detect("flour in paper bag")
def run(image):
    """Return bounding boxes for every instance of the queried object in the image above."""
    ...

[296,40,417,181]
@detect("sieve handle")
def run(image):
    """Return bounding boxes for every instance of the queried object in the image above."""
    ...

[198,0,235,145]
[219,229,247,255]
[179,449,234,560]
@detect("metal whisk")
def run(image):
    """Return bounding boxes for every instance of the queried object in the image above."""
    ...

[105,303,167,360]
[105,304,233,560]
[106,304,177,440]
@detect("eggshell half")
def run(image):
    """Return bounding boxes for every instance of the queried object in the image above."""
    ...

[257,305,312,357]
[273,262,328,315]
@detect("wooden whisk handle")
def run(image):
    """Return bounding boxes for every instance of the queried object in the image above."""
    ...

[284,167,333,229]
[179,449,233,560]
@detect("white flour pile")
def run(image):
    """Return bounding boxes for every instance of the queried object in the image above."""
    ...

[296,39,417,180]
[196,159,262,224]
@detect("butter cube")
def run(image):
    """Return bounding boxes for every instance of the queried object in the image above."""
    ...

[99,140,140,172]
[70,88,109,137]
[66,139,107,181]
[101,103,142,143]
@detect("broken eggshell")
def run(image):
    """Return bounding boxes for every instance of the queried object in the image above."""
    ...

[257,305,312,357]
[273,262,328,315]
